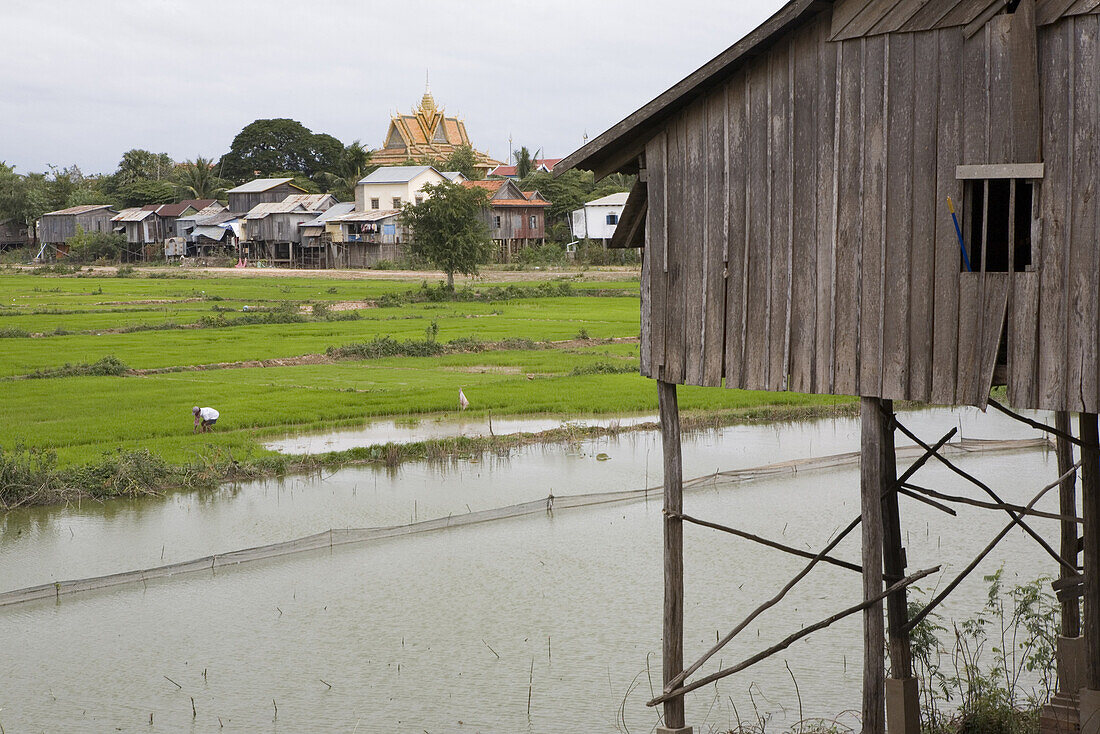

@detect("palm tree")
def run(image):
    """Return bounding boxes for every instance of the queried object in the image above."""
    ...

[175,157,226,200]
[514,146,535,180]
[318,141,376,202]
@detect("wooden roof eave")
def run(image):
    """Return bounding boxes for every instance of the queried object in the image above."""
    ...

[556,0,834,180]
[608,180,648,249]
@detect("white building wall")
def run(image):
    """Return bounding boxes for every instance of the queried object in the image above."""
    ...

[355,169,448,212]
[570,203,625,241]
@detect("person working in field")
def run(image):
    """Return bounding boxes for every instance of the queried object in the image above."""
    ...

[192,406,219,433]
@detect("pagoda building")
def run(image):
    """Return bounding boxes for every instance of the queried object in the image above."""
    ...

[372,87,501,175]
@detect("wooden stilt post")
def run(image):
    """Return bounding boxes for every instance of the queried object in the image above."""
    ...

[657,380,691,734]
[1043,411,1085,731]
[861,397,886,734]
[879,400,920,734]
[1079,412,1100,734]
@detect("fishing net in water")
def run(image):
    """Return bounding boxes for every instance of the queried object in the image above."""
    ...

[0,437,1048,608]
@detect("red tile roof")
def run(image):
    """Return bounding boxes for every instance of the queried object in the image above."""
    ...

[462,180,506,192]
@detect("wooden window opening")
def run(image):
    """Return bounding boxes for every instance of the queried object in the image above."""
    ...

[962,178,1035,273]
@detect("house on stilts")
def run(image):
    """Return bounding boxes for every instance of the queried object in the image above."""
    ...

[558,0,1100,732]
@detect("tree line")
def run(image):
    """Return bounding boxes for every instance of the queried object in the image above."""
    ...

[0,120,632,249]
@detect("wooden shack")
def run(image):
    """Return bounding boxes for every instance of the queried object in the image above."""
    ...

[323,209,407,268]
[227,178,309,215]
[559,1,1100,732]
[0,219,32,250]
[38,205,118,257]
[462,179,550,262]
[243,195,335,266]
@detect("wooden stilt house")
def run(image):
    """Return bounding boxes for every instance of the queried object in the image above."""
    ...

[559,1,1100,732]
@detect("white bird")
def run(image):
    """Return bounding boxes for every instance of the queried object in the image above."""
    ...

[458,388,469,411]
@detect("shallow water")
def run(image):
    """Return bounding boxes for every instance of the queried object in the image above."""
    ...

[0,407,1068,732]
[262,412,661,454]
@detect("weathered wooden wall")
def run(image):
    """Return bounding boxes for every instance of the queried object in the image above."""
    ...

[228,183,300,215]
[641,8,1100,413]
[40,210,116,244]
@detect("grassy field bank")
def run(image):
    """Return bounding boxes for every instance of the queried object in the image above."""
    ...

[0,267,853,505]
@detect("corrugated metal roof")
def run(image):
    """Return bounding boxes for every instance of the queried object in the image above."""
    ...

[298,202,356,227]
[441,171,467,182]
[490,199,551,207]
[357,166,437,184]
[585,192,630,207]
[244,201,310,219]
[282,194,337,211]
[42,204,115,216]
[227,178,295,194]
[112,208,156,222]
[193,210,237,226]
[327,209,402,223]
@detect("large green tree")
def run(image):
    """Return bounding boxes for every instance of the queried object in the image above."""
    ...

[114,149,174,186]
[0,164,47,239]
[401,181,493,288]
[218,119,343,182]
[117,179,177,208]
[444,145,482,180]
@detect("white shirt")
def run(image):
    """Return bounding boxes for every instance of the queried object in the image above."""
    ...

[199,407,219,421]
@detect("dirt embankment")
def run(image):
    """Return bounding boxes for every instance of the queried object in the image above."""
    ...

[16,264,641,282]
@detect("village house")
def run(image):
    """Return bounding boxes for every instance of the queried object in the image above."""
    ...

[322,209,406,268]
[153,200,217,239]
[242,194,336,266]
[558,0,1100,732]
[569,192,628,247]
[111,208,160,259]
[463,179,550,262]
[487,158,562,179]
[227,178,309,215]
[0,219,32,250]
[355,165,449,212]
[371,86,500,175]
[37,204,118,258]
[175,202,229,245]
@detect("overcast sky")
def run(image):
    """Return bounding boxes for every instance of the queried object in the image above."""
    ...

[3,1,785,175]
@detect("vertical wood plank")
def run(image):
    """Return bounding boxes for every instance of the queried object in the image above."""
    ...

[882,33,915,400]
[684,102,707,386]
[1010,0,1042,162]
[931,28,964,405]
[1008,272,1040,407]
[789,23,819,394]
[861,396,887,734]
[1037,20,1071,409]
[704,91,728,387]
[908,30,939,403]
[646,133,668,379]
[641,222,652,377]
[834,39,864,396]
[1069,16,1098,412]
[744,59,771,391]
[860,36,887,397]
[769,42,793,392]
[814,22,840,395]
[725,72,749,390]
[664,115,687,384]
[658,381,687,729]
[987,15,1015,164]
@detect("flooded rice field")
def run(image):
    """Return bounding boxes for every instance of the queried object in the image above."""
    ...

[263,413,661,454]
[0,407,1066,732]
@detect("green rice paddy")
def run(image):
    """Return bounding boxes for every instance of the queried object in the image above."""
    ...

[0,267,852,489]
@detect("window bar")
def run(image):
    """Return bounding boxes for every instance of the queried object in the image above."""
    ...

[1008,179,1017,274]
[980,179,990,274]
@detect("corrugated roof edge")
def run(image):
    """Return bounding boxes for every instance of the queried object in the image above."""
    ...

[556,0,831,179]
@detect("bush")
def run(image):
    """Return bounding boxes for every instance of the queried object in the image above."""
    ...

[326,336,446,360]
[0,326,30,338]
[68,227,126,263]
[517,242,567,266]
[27,355,130,379]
